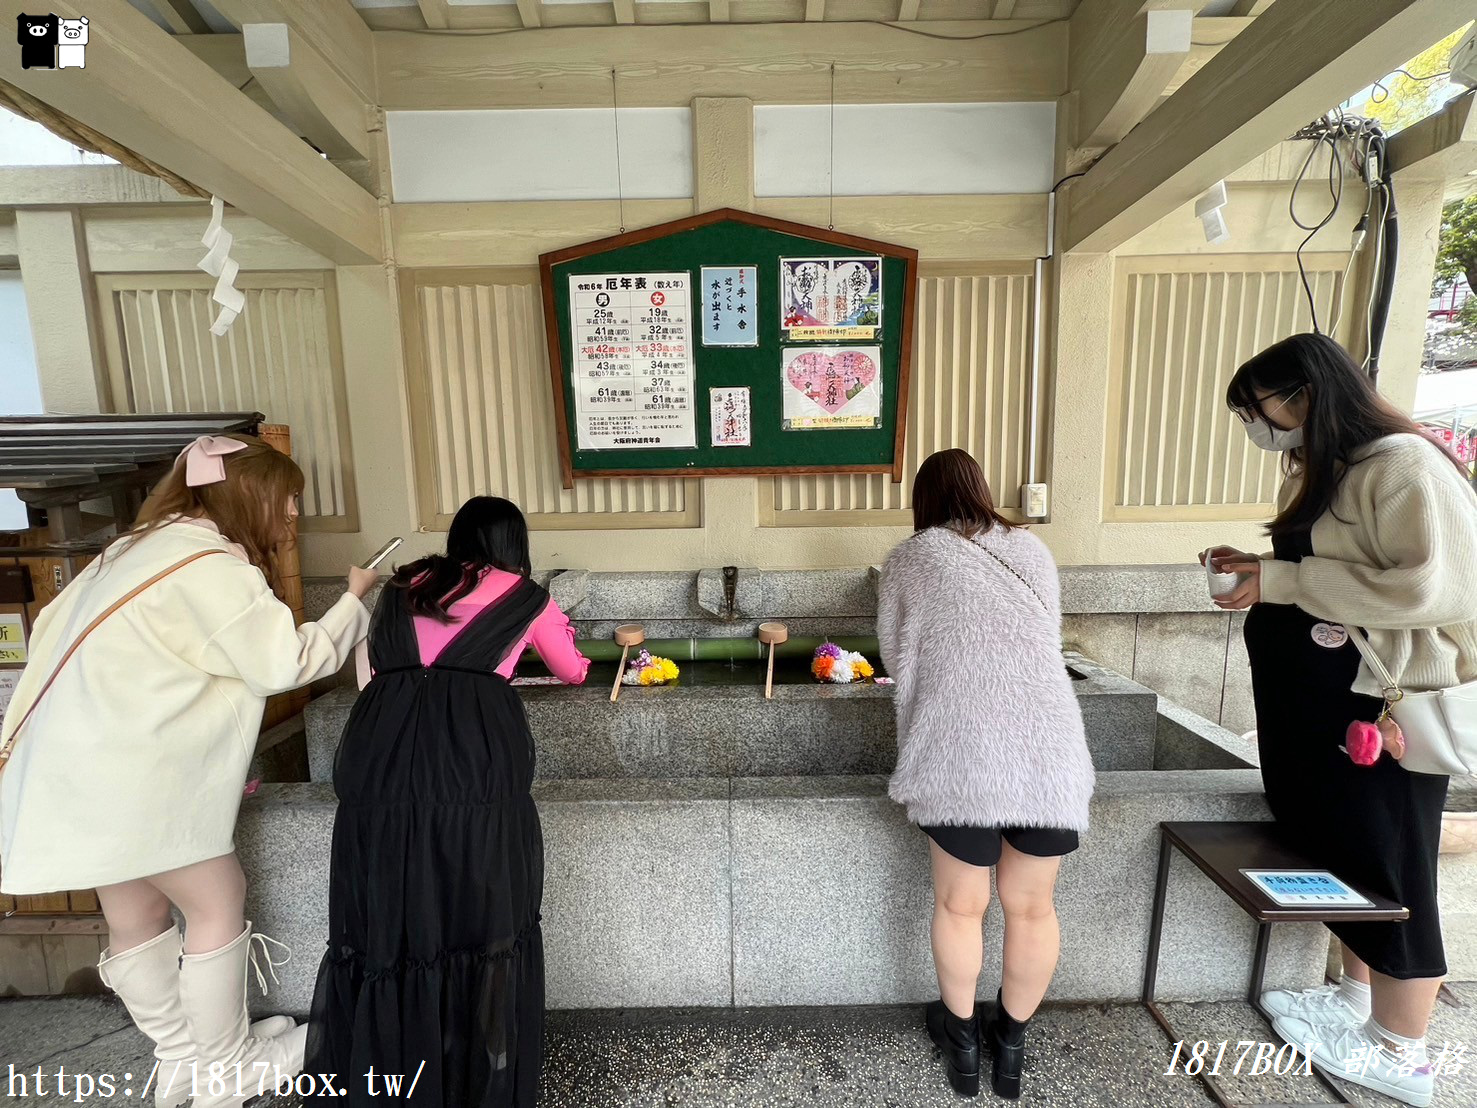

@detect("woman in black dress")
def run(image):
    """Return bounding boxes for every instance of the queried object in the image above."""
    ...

[1206,334,1477,1108]
[306,498,589,1107]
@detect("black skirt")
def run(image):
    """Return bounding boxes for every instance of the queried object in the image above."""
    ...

[1244,527,1449,980]
[305,579,551,1106]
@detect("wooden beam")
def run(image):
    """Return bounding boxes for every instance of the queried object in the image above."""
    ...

[0,165,198,205]
[995,0,1018,15]
[613,0,636,24]
[1062,0,1471,253]
[376,20,1068,109]
[1164,17,1255,97]
[210,0,376,101]
[897,0,920,19]
[1230,0,1274,14]
[516,0,544,28]
[245,23,372,160]
[1389,90,1477,184]
[806,0,826,19]
[148,0,211,34]
[1072,8,1192,148]
[0,0,380,265]
[391,194,1047,267]
[417,0,451,28]
[710,0,729,21]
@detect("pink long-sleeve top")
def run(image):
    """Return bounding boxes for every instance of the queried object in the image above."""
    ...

[357,568,589,687]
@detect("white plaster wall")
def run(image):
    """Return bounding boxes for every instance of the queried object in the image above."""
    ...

[754,102,1056,197]
[387,108,694,203]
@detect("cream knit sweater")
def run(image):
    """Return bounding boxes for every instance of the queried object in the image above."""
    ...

[1259,433,1477,697]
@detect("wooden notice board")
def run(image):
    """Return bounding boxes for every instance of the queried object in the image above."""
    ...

[540,208,918,487]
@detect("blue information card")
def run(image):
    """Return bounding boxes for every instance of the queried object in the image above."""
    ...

[1240,869,1373,907]
[701,266,758,347]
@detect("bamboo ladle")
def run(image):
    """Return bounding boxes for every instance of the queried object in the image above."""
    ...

[611,624,645,702]
[758,621,789,700]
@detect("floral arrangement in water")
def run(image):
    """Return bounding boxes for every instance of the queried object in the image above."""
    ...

[811,641,875,684]
[621,649,680,687]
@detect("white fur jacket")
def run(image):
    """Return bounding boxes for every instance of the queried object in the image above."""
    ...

[877,524,1094,832]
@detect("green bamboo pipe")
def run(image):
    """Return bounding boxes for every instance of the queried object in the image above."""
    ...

[569,635,880,664]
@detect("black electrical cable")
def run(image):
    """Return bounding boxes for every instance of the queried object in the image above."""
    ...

[1366,129,1399,385]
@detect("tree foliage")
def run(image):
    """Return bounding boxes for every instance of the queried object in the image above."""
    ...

[1437,198,1477,293]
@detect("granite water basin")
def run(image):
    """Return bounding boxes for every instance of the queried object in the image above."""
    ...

[304,654,1163,782]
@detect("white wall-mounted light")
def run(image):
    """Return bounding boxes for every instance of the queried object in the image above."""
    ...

[1195,180,1231,244]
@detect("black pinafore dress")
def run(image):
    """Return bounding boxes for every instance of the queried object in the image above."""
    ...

[1244,527,1450,980]
[305,577,551,1107]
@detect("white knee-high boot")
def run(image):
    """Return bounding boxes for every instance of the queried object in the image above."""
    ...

[98,924,295,1108]
[177,922,307,1108]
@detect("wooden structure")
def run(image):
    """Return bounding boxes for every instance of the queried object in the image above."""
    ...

[539,208,918,484]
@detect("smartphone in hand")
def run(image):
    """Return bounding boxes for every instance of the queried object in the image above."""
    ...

[362,537,404,571]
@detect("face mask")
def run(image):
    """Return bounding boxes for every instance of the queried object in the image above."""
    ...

[1239,386,1305,452]
[1243,419,1304,452]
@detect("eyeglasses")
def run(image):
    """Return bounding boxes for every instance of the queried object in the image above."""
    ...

[1234,385,1304,425]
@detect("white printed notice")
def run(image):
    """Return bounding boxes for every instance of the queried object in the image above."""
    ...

[710,387,752,447]
[569,272,697,451]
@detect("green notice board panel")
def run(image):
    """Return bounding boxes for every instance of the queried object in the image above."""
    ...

[540,208,917,487]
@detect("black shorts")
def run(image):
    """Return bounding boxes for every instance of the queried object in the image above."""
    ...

[920,823,1080,868]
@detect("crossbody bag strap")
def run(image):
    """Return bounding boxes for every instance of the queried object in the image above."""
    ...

[1342,623,1404,703]
[0,549,227,770]
[945,529,1052,616]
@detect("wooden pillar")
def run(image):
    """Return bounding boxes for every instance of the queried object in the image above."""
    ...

[1368,177,1447,413]
[692,97,758,562]
[14,210,105,415]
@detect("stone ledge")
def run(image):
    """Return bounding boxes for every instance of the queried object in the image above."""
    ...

[303,564,1226,625]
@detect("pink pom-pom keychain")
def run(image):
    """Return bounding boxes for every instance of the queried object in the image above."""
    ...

[1342,714,1406,766]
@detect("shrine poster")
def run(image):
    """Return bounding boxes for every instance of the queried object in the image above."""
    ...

[569,272,697,450]
[780,257,882,341]
[781,345,884,431]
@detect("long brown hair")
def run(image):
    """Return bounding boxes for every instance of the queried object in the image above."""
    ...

[114,434,304,596]
[911,448,1017,538]
[1226,333,1465,538]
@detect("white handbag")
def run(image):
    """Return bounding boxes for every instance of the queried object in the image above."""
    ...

[1345,625,1477,777]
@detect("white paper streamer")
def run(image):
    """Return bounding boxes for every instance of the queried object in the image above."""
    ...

[197,196,244,335]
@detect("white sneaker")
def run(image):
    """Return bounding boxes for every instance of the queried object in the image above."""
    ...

[1271,1014,1434,1107]
[1259,983,1363,1028]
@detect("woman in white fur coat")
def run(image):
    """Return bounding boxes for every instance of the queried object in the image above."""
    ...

[0,436,376,1108]
[878,448,1094,1101]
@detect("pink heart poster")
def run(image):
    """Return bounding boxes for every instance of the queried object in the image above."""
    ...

[781,345,883,431]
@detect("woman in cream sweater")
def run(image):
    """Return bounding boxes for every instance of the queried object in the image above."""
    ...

[0,436,375,1108]
[1208,334,1477,1108]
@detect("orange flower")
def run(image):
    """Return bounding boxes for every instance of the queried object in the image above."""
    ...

[812,656,835,681]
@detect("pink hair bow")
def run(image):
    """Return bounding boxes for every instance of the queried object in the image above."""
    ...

[181,435,249,487]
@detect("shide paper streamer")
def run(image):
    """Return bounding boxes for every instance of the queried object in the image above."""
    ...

[197,196,246,336]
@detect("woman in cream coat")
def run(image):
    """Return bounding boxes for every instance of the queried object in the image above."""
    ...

[1208,334,1477,1108]
[0,435,375,1108]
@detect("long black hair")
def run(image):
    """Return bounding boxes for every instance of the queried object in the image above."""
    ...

[390,496,532,621]
[1226,333,1463,539]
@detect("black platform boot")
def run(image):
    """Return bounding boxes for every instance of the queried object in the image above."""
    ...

[983,989,1027,1100]
[925,999,981,1097]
